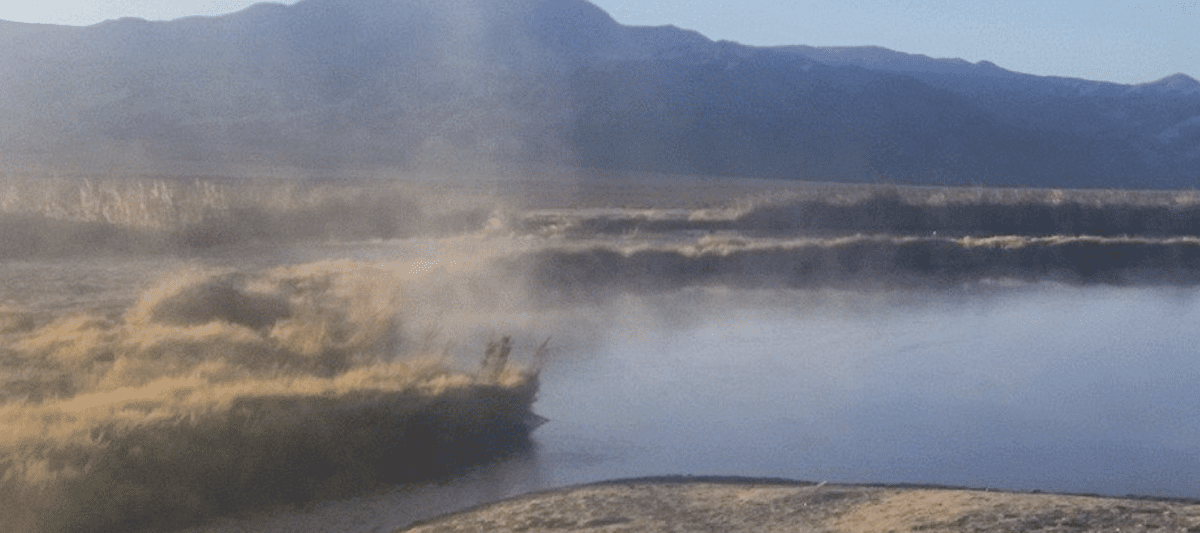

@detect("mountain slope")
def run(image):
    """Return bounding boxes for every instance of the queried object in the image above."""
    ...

[0,0,1198,187]
[571,45,1166,187]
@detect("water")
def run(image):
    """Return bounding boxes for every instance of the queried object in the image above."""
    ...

[5,175,1200,532]
[181,277,1200,532]
[535,285,1200,498]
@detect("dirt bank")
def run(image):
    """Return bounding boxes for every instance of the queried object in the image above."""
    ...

[398,476,1200,533]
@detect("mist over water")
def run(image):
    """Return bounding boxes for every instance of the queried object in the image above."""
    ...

[5,174,1200,532]
[534,284,1200,499]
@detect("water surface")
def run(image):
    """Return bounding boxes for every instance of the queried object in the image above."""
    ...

[534,284,1200,499]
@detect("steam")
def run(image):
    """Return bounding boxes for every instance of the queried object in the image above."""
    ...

[7,171,1200,531]
[0,260,542,533]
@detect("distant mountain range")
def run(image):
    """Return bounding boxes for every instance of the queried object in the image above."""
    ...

[2,0,1198,188]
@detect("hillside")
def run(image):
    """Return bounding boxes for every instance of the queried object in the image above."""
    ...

[1,0,1198,188]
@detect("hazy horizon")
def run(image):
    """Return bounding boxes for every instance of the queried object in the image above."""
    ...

[0,0,1193,86]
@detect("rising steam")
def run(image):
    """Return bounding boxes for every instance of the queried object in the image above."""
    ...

[0,261,542,533]
[7,172,1200,532]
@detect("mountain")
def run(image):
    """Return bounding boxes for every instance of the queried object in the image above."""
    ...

[0,0,677,169]
[772,45,1020,79]
[1129,73,1200,96]
[1,0,1198,188]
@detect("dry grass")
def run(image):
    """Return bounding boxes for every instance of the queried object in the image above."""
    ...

[0,261,544,533]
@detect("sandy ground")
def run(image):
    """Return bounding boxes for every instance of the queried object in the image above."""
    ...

[397,477,1200,533]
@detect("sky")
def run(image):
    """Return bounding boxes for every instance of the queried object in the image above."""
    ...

[0,0,1194,85]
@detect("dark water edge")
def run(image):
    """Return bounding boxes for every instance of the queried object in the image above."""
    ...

[516,236,1200,301]
[520,189,1200,239]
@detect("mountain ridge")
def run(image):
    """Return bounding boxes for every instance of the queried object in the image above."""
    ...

[1,0,1198,188]
[1131,73,1200,96]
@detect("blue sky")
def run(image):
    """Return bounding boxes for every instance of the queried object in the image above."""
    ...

[1,0,1194,85]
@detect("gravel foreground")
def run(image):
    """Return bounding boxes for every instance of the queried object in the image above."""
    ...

[397,477,1200,533]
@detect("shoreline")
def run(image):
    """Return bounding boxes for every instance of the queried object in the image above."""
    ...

[398,476,1200,532]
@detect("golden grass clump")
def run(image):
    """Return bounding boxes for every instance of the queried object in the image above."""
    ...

[0,261,543,533]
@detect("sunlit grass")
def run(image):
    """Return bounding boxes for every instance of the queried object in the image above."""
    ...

[0,261,543,533]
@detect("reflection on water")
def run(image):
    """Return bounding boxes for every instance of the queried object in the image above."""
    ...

[535,284,1200,499]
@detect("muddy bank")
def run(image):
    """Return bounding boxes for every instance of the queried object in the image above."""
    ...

[398,476,1200,533]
